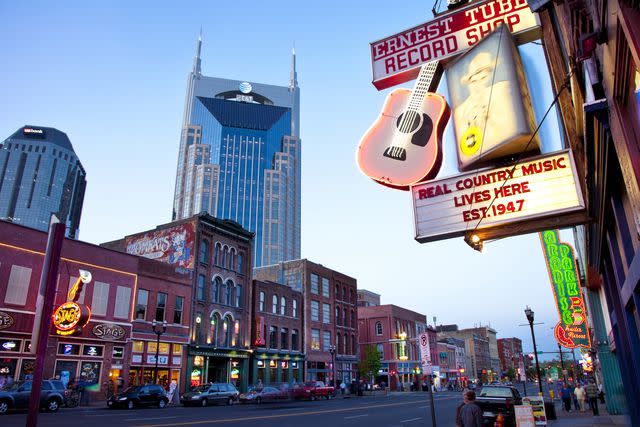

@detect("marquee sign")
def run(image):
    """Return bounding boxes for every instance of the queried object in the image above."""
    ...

[411,150,585,242]
[370,0,540,90]
[92,323,126,341]
[540,229,591,349]
[52,270,92,336]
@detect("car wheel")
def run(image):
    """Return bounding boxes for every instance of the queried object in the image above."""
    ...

[127,400,134,410]
[46,398,60,413]
[310,394,316,401]
[201,398,208,407]
[158,399,167,409]
[227,397,233,406]
[0,400,9,415]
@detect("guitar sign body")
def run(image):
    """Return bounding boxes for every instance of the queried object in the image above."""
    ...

[357,62,450,190]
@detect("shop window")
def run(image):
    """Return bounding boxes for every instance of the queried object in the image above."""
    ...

[259,291,265,311]
[310,274,319,294]
[91,281,110,316]
[23,341,31,352]
[135,289,149,320]
[1,339,21,352]
[132,341,144,353]
[311,301,319,321]
[54,360,77,386]
[158,343,170,354]
[114,286,131,319]
[292,330,299,351]
[311,329,320,351]
[148,341,157,353]
[79,361,101,386]
[174,296,184,324]
[57,343,80,355]
[82,345,104,357]
[19,359,35,380]
[281,328,289,349]
[5,265,32,305]
[173,344,182,355]
[156,292,167,321]
[113,347,124,358]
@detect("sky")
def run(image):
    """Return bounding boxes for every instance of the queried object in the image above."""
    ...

[0,0,575,358]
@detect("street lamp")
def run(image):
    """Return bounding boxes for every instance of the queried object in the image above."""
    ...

[152,319,168,384]
[524,307,543,396]
[328,345,336,388]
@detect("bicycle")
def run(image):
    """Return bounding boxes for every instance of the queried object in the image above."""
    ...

[64,389,81,408]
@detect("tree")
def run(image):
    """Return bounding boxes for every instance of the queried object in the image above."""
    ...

[506,368,517,380]
[358,345,382,380]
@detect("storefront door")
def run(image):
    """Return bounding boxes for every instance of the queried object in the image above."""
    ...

[207,357,228,383]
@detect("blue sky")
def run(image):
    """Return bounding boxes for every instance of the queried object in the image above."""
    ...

[0,0,572,358]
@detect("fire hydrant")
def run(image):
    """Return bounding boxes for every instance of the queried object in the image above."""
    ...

[494,413,505,427]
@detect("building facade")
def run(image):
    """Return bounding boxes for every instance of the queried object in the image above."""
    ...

[254,259,358,385]
[103,213,254,391]
[356,289,381,307]
[250,279,304,385]
[437,325,492,382]
[172,34,301,268]
[0,126,86,239]
[497,337,523,375]
[0,221,191,396]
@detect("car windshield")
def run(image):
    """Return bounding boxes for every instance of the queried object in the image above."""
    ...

[479,387,512,398]
[2,382,24,391]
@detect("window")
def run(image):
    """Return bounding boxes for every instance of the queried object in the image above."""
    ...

[199,240,209,263]
[269,326,278,349]
[280,296,286,315]
[343,308,348,327]
[337,333,342,353]
[259,291,265,311]
[311,329,320,350]
[132,341,144,352]
[292,299,297,318]
[322,331,331,351]
[214,243,220,265]
[336,306,341,325]
[213,277,222,302]
[311,301,319,321]
[91,282,110,316]
[5,266,31,305]
[83,345,104,357]
[173,296,184,324]
[272,295,278,314]
[114,286,131,319]
[322,303,331,324]
[352,335,356,356]
[281,328,289,349]
[234,320,240,347]
[57,343,80,355]
[224,280,233,305]
[377,343,384,359]
[292,329,299,351]
[342,287,347,302]
[236,284,242,307]
[322,278,330,297]
[336,285,340,300]
[197,275,205,301]
[173,344,182,355]
[350,290,355,304]
[237,253,244,273]
[376,321,383,336]
[310,274,319,294]
[155,292,167,321]
[223,316,232,347]
[352,310,356,328]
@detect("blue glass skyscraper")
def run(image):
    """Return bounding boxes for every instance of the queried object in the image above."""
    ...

[0,126,86,238]
[173,34,301,268]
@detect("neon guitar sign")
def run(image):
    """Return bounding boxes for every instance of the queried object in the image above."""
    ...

[52,270,92,336]
[357,61,450,190]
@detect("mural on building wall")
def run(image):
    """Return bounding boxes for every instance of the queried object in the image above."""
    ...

[125,222,195,270]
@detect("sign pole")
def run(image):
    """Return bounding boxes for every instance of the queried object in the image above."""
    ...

[26,217,65,427]
[428,375,437,427]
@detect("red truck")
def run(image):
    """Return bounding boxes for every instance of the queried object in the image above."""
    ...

[293,381,335,400]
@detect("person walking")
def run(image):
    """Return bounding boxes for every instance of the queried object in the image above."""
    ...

[456,390,484,427]
[574,383,586,412]
[340,380,346,395]
[585,379,600,416]
[560,383,572,412]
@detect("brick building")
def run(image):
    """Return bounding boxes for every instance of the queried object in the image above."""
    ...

[437,325,491,382]
[497,337,523,374]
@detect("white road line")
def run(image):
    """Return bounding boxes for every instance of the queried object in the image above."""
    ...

[86,413,133,417]
[400,417,422,423]
[125,416,178,421]
[344,414,369,419]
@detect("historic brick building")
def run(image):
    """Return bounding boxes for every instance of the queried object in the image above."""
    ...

[497,337,523,374]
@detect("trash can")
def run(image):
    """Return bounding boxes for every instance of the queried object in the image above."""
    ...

[544,400,557,420]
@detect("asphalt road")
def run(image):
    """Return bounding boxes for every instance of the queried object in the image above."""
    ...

[1,391,464,427]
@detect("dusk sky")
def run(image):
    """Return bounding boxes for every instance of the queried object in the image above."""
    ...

[1,0,574,358]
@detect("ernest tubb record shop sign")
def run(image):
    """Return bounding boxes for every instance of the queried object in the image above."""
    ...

[370,0,540,90]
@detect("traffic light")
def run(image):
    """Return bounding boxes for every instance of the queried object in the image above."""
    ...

[459,368,465,374]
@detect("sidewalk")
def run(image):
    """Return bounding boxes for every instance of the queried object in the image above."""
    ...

[549,401,631,427]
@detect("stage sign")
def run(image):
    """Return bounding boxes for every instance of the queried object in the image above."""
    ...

[370,0,540,90]
[540,229,592,349]
[411,150,584,242]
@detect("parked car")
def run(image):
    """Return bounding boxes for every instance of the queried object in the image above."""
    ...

[293,381,335,400]
[0,380,66,414]
[475,385,523,426]
[180,383,238,407]
[107,385,168,409]
[239,386,288,404]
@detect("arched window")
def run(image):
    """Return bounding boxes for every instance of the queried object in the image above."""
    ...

[280,296,286,316]
[335,285,340,300]
[221,246,228,269]
[237,252,244,273]
[259,291,265,311]
[375,321,383,336]
[337,332,342,354]
[225,280,233,305]
[213,277,222,303]
[343,308,348,327]
[211,313,221,346]
[214,243,221,266]
[223,316,232,347]
[272,295,278,314]
[234,320,240,347]
[342,287,347,302]
[199,240,209,263]
[235,284,242,307]
[352,310,356,329]
[336,306,341,325]
[350,289,355,304]
[229,248,236,270]
[344,334,348,355]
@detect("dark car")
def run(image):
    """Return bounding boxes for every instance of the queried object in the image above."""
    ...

[0,380,66,414]
[475,385,523,426]
[107,385,168,409]
[180,383,238,407]
[239,386,288,404]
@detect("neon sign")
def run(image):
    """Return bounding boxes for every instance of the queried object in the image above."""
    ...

[52,270,92,336]
[539,230,591,349]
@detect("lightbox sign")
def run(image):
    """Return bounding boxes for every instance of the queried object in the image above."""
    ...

[539,229,591,349]
[411,150,585,243]
[370,0,540,90]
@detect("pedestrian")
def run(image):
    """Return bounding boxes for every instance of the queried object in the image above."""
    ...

[570,383,579,410]
[560,383,572,412]
[574,383,586,412]
[585,379,600,416]
[340,380,346,395]
[456,390,483,427]
[598,383,605,404]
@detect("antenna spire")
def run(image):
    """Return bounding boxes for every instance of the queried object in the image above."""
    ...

[193,29,202,77]
[289,45,298,90]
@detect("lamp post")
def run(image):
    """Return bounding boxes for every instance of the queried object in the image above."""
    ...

[328,345,336,388]
[524,307,543,396]
[152,319,168,384]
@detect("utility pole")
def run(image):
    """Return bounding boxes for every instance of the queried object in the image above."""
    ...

[558,343,567,384]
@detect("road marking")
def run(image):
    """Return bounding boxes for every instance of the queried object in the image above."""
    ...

[344,414,369,419]
[86,413,134,417]
[400,417,422,423]
[134,399,428,427]
[126,417,178,421]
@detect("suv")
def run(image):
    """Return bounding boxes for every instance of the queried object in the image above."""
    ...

[107,384,168,409]
[180,383,239,407]
[0,380,66,414]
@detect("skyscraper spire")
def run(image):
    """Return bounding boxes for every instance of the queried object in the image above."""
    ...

[289,46,298,90]
[192,29,202,77]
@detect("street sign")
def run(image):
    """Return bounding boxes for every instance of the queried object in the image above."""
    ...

[418,332,433,375]
[515,405,536,427]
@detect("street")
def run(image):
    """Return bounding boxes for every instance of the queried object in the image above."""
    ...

[0,391,464,427]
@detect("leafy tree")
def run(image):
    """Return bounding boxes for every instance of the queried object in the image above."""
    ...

[358,345,382,380]
[506,368,517,380]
